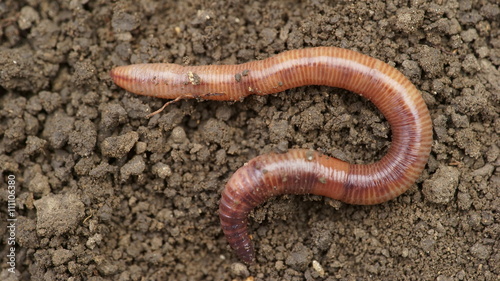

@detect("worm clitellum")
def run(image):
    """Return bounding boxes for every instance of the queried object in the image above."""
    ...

[110,47,433,264]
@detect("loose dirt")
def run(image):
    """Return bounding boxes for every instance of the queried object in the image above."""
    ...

[0,1,498,280]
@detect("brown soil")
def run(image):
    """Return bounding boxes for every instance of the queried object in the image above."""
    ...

[1,1,499,280]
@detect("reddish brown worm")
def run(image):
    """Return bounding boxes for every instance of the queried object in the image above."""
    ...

[110,47,433,264]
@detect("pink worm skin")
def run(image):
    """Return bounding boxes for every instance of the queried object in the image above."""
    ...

[110,47,433,264]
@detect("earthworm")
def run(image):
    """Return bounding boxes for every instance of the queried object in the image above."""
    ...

[110,47,433,264]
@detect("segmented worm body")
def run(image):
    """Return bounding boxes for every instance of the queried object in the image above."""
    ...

[111,47,433,264]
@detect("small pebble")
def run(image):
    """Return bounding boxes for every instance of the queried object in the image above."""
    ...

[230,262,249,277]
[170,126,187,144]
[135,141,147,154]
[120,155,146,180]
[152,163,172,179]
[18,6,39,30]
[312,260,325,277]
[86,233,103,250]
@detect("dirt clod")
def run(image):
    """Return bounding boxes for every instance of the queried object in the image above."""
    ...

[33,193,85,236]
[423,165,459,204]
[101,131,139,158]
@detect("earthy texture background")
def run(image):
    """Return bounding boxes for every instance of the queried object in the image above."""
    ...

[1,0,499,280]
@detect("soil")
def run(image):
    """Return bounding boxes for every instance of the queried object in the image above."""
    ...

[0,0,499,280]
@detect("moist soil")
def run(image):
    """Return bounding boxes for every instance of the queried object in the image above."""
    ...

[0,1,499,280]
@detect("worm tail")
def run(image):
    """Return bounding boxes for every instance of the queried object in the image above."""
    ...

[219,149,349,263]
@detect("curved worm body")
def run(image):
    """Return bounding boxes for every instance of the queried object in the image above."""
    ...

[111,47,433,264]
